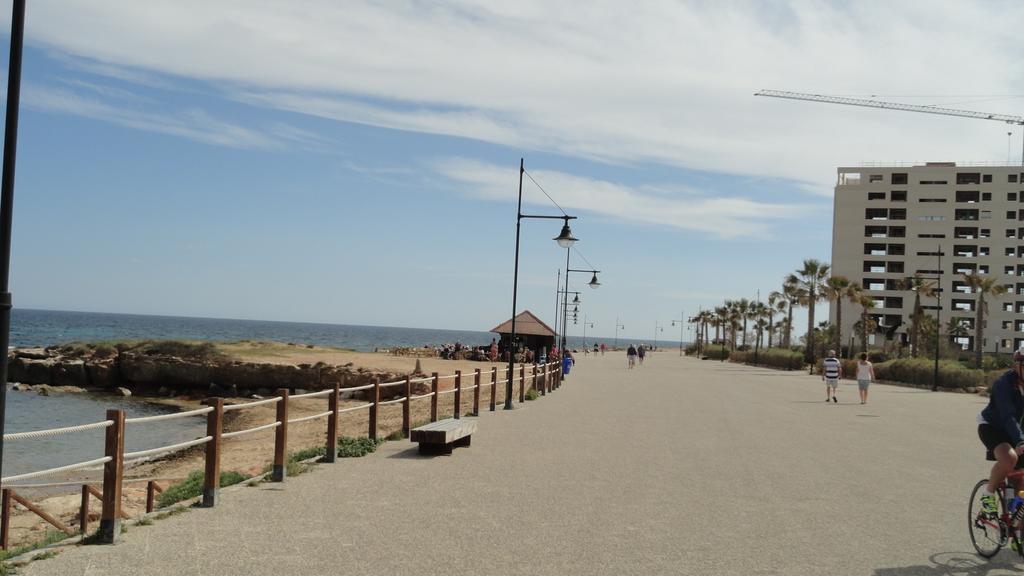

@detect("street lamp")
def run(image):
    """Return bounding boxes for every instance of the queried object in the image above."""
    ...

[670,310,685,356]
[507,158,577,410]
[557,289,581,354]
[0,0,26,489]
[614,318,625,349]
[582,315,595,349]
[563,267,601,354]
[654,321,663,350]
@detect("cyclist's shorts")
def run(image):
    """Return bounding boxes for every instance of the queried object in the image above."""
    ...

[825,378,838,388]
[979,423,1024,468]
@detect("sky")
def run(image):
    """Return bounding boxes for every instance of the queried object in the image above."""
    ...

[1,0,1023,343]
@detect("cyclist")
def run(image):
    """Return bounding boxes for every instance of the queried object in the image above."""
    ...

[977,345,1024,517]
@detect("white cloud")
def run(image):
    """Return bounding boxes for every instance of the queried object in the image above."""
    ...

[19,1,1024,189]
[434,157,816,238]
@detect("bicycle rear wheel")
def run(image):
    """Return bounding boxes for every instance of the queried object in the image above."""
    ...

[969,478,1005,558]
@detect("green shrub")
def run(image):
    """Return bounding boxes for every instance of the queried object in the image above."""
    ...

[525,388,540,401]
[702,347,730,361]
[730,349,803,371]
[133,340,221,360]
[337,436,382,458]
[385,429,406,441]
[156,470,248,508]
[289,445,327,463]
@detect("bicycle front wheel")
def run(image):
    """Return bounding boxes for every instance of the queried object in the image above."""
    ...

[969,478,1004,558]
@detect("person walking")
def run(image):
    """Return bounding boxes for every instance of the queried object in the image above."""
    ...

[822,349,842,403]
[637,344,646,365]
[626,344,638,369]
[856,352,875,404]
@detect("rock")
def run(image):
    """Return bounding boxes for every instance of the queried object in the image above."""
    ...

[13,348,49,360]
[306,344,314,349]
[11,383,30,391]
[249,394,263,400]
[51,360,87,387]
[36,386,49,396]
[115,387,132,397]
[85,361,117,389]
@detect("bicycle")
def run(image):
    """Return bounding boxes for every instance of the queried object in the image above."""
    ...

[969,462,1024,557]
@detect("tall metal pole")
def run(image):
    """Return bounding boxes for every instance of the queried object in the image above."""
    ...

[0,0,27,485]
[933,244,942,392]
[553,269,560,342]
[679,309,684,356]
[506,159,525,410]
[561,246,570,354]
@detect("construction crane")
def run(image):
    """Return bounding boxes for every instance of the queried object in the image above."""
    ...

[754,89,1024,164]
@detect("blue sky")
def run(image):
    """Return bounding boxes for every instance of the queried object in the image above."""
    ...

[1,1,1022,343]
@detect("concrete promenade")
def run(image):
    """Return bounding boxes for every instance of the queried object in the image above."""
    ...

[21,352,1023,575]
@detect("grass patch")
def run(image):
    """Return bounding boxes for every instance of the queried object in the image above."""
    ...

[337,436,383,458]
[289,445,327,463]
[0,530,71,561]
[525,389,540,401]
[150,506,189,522]
[137,517,153,526]
[156,470,248,508]
[385,429,406,441]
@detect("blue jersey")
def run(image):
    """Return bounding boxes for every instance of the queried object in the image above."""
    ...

[981,370,1024,446]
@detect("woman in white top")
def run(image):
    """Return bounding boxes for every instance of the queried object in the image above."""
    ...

[856,352,875,405]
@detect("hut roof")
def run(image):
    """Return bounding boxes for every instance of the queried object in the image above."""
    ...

[490,310,556,338]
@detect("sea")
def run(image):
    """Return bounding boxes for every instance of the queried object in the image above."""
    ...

[5,309,676,483]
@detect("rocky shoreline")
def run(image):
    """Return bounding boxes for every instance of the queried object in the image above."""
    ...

[7,342,417,400]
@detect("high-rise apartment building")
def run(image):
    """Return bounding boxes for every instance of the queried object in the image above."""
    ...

[831,162,1024,354]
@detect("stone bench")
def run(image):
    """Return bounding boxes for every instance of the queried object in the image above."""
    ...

[410,418,477,455]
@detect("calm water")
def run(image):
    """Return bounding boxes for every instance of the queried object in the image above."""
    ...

[3,308,676,482]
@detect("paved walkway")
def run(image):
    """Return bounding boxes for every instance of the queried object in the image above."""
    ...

[20,353,1024,575]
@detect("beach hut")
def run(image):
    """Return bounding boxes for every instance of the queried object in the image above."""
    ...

[490,310,557,361]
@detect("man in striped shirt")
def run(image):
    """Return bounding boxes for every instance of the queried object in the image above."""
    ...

[822,350,842,403]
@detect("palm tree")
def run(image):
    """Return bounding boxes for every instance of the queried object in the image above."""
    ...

[781,276,804,348]
[962,272,1008,367]
[791,259,831,363]
[737,298,752,348]
[855,295,877,354]
[947,317,970,349]
[767,291,786,348]
[823,277,862,357]
[898,275,937,358]
[714,305,728,348]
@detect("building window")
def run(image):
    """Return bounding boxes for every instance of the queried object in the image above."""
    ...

[868,192,886,200]
[956,191,980,203]
[919,198,947,203]
[981,228,991,238]
[1008,229,1018,238]
[1009,211,1018,219]
[1009,247,1019,256]
[958,173,982,184]
[886,261,904,273]
[982,210,992,219]
[869,174,883,183]
[1008,266,1016,275]
[918,233,945,238]
[983,192,992,201]
[980,264,990,273]
[891,190,907,201]
[984,174,993,183]
[1011,174,1019,183]
[921,180,948,185]
[1012,193,1019,201]
[892,173,908,184]
[863,261,885,273]
[864,243,886,256]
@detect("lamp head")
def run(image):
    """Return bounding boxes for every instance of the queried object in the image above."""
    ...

[572,295,580,304]
[554,220,578,248]
[588,272,600,289]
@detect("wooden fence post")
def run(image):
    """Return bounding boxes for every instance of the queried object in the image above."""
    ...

[454,370,462,419]
[272,389,289,482]
[473,369,481,416]
[99,409,125,544]
[79,485,90,534]
[489,367,497,411]
[325,381,340,463]
[145,481,157,514]
[430,372,439,422]
[532,364,537,393]
[1,489,10,549]
[369,380,380,441]
[402,376,411,438]
[519,365,525,403]
[540,362,547,396]
[202,398,224,507]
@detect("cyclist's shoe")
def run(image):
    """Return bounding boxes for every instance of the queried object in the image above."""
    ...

[981,493,1000,517]
[1012,538,1021,553]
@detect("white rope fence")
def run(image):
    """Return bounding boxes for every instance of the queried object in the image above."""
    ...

[125,406,213,425]
[290,389,332,400]
[2,456,112,484]
[377,397,407,406]
[221,421,280,440]
[124,436,212,462]
[287,411,333,425]
[410,392,435,400]
[223,397,281,412]
[344,383,375,392]
[336,403,373,414]
[379,380,405,388]
[4,419,113,442]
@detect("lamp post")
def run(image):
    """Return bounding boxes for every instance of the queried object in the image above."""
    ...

[507,158,577,410]
[557,289,581,353]
[562,267,600,354]
[582,315,595,349]
[0,0,26,485]
[614,318,625,350]
[654,321,663,350]
[670,310,685,356]
[932,245,942,392]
